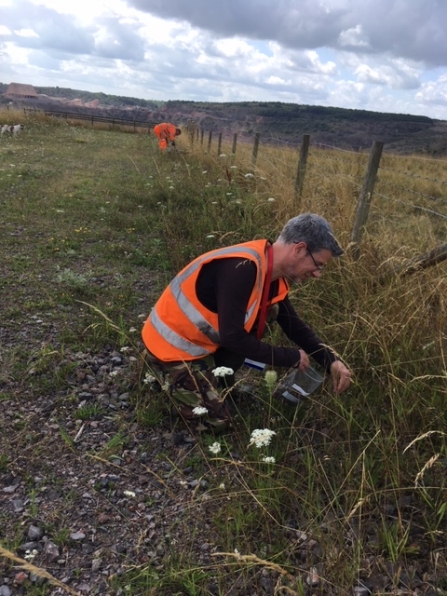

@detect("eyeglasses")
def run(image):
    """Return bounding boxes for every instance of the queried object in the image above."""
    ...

[307,249,324,272]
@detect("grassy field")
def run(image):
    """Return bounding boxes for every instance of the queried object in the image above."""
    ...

[0,109,446,595]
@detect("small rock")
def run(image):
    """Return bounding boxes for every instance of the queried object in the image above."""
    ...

[306,567,319,587]
[3,486,16,494]
[43,541,60,560]
[0,586,11,596]
[14,572,28,585]
[12,499,24,512]
[353,584,371,596]
[70,531,86,541]
[18,541,39,552]
[28,525,43,540]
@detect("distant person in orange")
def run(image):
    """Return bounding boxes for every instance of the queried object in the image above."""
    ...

[153,123,181,151]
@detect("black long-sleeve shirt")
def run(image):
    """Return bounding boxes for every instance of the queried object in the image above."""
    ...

[196,257,337,371]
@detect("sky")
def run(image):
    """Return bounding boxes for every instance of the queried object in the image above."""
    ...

[1,0,447,120]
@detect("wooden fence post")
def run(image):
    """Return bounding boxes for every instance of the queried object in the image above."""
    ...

[207,131,213,152]
[350,141,384,260]
[217,132,222,156]
[252,133,260,167]
[232,133,238,156]
[200,129,204,146]
[294,134,310,204]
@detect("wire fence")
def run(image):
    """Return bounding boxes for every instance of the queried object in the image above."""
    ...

[22,106,447,268]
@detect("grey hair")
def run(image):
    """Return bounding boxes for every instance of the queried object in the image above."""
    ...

[277,213,343,257]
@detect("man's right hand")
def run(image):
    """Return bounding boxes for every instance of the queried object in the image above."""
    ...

[295,349,310,372]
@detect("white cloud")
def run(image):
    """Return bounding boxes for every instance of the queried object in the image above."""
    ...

[14,28,39,38]
[338,24,369,48]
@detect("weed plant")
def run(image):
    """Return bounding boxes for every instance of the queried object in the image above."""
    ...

[0,108,446,594]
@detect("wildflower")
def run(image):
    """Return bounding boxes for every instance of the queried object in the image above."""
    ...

[123,490,136,498]
[202,171,208,174]
[248,428,276,448]
[219,483,225,489]
[129,327,137,333]
[262,456,276,464]
[267,197,275,202]
[264,370,278,392]
[208,442,221,455]
[219,154,226,158]
[24,549,38,561]
[212,366,234,378]
[192,406,208,416]
[211,201,218,204]
[230,165,237,169]
[143,373,157,384]
[120,346,131,353]
[206,234,215,239]
[244,173,254,179]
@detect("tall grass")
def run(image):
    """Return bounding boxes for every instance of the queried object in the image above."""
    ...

[1,108,446,594]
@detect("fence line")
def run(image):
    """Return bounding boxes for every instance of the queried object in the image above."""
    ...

[24,107,157,131]
[376,179,447,205]
[307,165,447,221]
[378,166,447,186]
[373,191,447,221]
[23,106,447,262]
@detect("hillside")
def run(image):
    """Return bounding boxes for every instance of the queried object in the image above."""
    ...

[1,82,447,154]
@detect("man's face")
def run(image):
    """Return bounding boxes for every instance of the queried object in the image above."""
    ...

[284,242,333,284]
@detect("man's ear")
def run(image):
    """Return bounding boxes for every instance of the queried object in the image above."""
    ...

[293,241,307,254]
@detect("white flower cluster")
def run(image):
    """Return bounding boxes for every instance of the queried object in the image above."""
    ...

[262,456,276,464]
[24,549,38,561]
[143,372,157,385]
[248,428,276,448]
[212,366,234,378]
[208,442,221,455]
[192,406,208,416]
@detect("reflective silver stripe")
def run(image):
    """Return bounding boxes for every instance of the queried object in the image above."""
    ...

[149,309,212,358]
[171,243,264,335]
[245,301,257,324]
[176,285,221,343]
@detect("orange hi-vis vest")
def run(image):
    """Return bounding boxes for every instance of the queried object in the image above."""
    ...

[142,240,289,362]
[153,123,177,141]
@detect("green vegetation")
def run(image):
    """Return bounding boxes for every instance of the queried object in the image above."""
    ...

[0,108,446,595]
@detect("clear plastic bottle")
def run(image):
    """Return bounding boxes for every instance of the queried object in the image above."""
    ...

[274,365,324,404]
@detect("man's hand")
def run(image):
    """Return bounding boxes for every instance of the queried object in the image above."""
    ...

[330,360,351,394]
[295,349,310,372]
